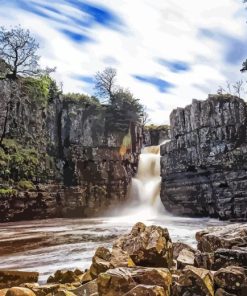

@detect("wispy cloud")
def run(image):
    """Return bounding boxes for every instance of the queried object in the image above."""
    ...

[73,75,95,84]
[0,0,246,123]
[133,75,174,93]
[199,28,247,65]
[60,29,93,43]
[157,59,190,73]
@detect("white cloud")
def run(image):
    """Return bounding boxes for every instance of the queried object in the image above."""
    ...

[0,0,247,124]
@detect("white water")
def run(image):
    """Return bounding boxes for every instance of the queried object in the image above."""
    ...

[126,141,169,218]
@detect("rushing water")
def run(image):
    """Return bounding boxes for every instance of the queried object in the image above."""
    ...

[0,143,226,283]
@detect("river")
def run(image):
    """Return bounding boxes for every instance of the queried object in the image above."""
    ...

[0,215,225,283]
[0,143,226,283]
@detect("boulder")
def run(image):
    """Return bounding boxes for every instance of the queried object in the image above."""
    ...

[110,247,135,269]
[54,290,76,296]
[178,265,214,296]
[214,266,246,292]
[0,271,39,289]
[124,285,167,296]
[97,267,172,296]
[215,288,238,296]
[177,249,195,269]
[173,242,196,260]
[194,251,214,270]
[0,289,8,296]
[196,224,247,253]
[71,280,98,296]
[47,270,81,284]
[5,288,35,296]
[21,284,77,296]
[213,248,247,270]
[89,247,111,278]
[113,222,173,268]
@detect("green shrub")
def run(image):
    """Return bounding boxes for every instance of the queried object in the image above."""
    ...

[63,93,101,107]
[0,139,42,181]
[22,75,58,107]
[17,180,35,190]
[0,188,17,197]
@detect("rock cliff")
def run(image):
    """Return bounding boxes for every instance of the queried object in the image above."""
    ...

[143,125,170,146]
[0,79,142,222]
[160,94,247,220]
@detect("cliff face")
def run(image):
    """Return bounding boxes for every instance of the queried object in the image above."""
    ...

[161,95,247,220]
[143,125,170,146]
[0,80,142,222]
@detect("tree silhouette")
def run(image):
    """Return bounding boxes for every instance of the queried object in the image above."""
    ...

[0,26,40,79]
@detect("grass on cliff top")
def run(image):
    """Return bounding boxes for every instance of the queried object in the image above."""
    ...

[63,93,101,107]
[145,124,170,131]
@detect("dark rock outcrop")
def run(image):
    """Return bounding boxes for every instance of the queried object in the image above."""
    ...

[143,125,170,146]
[161,94,247,220]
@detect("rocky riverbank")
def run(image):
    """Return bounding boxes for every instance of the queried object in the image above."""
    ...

[1,222,247,295]
[161,94,247,221]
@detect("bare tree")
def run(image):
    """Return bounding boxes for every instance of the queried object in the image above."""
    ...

[142,106,151,127]
[233,80,244,98]
[94,67,117,101]
[0,26,40,79]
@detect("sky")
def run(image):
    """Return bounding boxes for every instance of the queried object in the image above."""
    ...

[0,0,247,124]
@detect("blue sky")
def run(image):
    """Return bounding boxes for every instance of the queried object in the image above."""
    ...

[0,0,247,123]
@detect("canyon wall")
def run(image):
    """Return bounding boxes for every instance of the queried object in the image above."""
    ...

[143,125,170,146]
[0,80,142,222]
[160,94,247,220]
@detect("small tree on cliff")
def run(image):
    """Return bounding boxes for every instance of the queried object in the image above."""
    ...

[94,67,117,102]
[0,26,40,79]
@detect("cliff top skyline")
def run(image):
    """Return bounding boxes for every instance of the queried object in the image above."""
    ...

[1,0,247,123]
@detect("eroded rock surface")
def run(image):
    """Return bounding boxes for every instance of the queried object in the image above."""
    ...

[113,222,173,268]
[161,95,247,220]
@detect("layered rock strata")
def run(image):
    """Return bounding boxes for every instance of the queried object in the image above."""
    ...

[0,80,142,222]
[161,94,247,220]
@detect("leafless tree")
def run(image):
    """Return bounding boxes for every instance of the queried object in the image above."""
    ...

[142,106,151,127]
[233,80,244,98]
[94,67,117,101]
[0,26,40,79]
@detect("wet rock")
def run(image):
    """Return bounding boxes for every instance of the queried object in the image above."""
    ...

[110,247,135,268]
[97,267,172,296]
[196,224,247,252]
[21,284,77,296]
[178,265,214,296]
[113,222,173,268]
[215,288,237,296]
[71,280,98,296]
[54,290,76,296]
[47,270,81,284]
[124,285,167,296]
[73,269,83,276]
[5,288,35,296]
[173,242,196,260]
[194,251,214,270]
[89,247,112,279]
[177,249,195,269]
[214,266,246,292]
[0,289,8,296]
[79,271,93,284]
[0,271,39,289]
[213,248,247,270]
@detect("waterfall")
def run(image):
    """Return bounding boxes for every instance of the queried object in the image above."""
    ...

[128,140,169,216]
